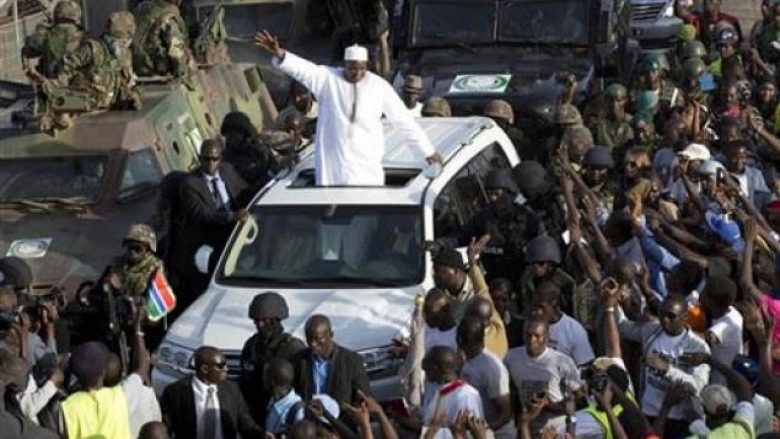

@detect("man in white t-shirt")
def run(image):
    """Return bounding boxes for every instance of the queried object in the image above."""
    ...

[458,316,514,439]
[423,289,458,353]
[504,320,584,436]
[530,281,595,366]
[421,346,483,439]
[699,275,744,385]
[617,294,710,438]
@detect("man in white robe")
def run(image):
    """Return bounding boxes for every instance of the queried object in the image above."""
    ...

[255,30,442,186]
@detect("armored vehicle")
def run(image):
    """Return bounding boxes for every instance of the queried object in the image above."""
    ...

[0,63,271,305]
[392,0,637,138]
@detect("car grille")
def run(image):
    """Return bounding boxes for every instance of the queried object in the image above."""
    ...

[224,351,242,380]
[631,3,664,21]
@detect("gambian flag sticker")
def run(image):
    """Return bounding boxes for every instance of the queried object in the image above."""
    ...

[147,269,176,322]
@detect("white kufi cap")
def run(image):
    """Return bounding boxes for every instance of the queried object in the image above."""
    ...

[344,44,368,62]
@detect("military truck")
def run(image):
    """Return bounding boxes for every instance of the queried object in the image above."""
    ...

[392,0,637,138]
[0,63,271,309]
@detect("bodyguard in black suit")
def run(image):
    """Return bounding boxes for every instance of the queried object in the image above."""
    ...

[174,138,252,300]
[160,346,263,439]
[291,315,371,406]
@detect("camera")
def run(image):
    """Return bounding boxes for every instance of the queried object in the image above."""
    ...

[0,308,22,331]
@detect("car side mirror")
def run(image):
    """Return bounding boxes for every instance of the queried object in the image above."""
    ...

[195,245,214,274]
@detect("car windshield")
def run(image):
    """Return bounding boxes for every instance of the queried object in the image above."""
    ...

[411,2,496,46]
[221,205,424,287]
[499,0,589,45]
[0,156,106,203]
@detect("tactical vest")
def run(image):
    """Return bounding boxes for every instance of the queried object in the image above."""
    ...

[72,38,132,108]
[133,0,188,76]
[41,23,83,77]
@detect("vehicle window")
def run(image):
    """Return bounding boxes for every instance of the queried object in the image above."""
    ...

[200,3,293,38]
[412,2,495,46]
[221,205,424,287]
[499,0,588,45]
[0,156,106,202]
[433,143,510,239]
[119,149,163,199]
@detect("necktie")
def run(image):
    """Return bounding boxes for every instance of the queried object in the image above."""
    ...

[203,386,219,438]
[211,177,225,211]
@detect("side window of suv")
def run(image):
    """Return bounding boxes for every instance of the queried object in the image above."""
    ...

[433,143,511,239]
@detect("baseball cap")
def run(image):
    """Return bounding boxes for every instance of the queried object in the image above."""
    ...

[678,143,711,161]
[700,384,736,416]
[704,211,744,253]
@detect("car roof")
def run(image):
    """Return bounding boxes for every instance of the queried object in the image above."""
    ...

[255,116,496,206]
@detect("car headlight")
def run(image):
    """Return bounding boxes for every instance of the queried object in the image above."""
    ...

[661,1,675,17]
[360,346,403,379]
[156,341,195,375]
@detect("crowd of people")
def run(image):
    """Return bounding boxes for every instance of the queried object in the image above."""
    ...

[10,0,780,438]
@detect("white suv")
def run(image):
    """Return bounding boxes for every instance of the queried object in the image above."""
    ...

[152,116,520,399]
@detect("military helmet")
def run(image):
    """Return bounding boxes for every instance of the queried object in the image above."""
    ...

[107,11,136,39]
[483,169,518,193]
[123,223,157,253]
[554,104,583,126]
[525,235,561,264]
[53,0,82,24]
[248,291,289,320]
[680,40,707,60]
[604,83,628,100]
[483,100,514,124]
[682,57,707,80]
[636,90,660,113]
[421,96,451,117]
[639,53,670,73]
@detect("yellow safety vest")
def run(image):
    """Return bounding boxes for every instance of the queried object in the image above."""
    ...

[61,386,132,439]
[585,403,625,439]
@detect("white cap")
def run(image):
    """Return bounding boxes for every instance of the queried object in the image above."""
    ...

[344,44,368,62]
[678,143,711,161]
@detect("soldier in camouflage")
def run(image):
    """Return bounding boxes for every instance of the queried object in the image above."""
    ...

[591,84,634,150]
[483,100,527,160]
[631,53,685,113]
[132,0,195,81]
[104,224,164,300]
[59,12,141,111]
[21,0,84,79]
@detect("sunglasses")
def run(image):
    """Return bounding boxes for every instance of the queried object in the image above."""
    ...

[210,360,228,369]
[662,311,682,320]
[126,243,147,253]
[200,155,221,162]
[625,161,642,168]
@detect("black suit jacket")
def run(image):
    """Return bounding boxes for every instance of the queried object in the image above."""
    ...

[174,163,250,294]
[160,376,263,439]
[291,344,370,405]
[179,162,250,239]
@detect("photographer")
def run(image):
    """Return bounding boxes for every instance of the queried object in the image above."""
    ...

[20,304,57,368]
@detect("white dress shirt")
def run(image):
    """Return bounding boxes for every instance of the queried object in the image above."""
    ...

[192,376,223,439]
[203,171,232,212]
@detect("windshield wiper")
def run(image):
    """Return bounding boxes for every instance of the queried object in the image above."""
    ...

[302,276,411,287]
[425,34,477,53]
[220,276,314,286]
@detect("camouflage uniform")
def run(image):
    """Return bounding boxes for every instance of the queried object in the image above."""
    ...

[60,12,141,110]
[132,0,194,79]
[593,117,633,150]
[517,267,576,318]
[107,224,163,299]
[22,0,84,78]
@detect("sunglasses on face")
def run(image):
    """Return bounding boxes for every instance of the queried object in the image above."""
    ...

[210,360,228,369]
[126,243,147,253]
[200,155,221,162]
[662,311,682,320]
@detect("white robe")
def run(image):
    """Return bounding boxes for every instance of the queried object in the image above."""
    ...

[274,52,435,186]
